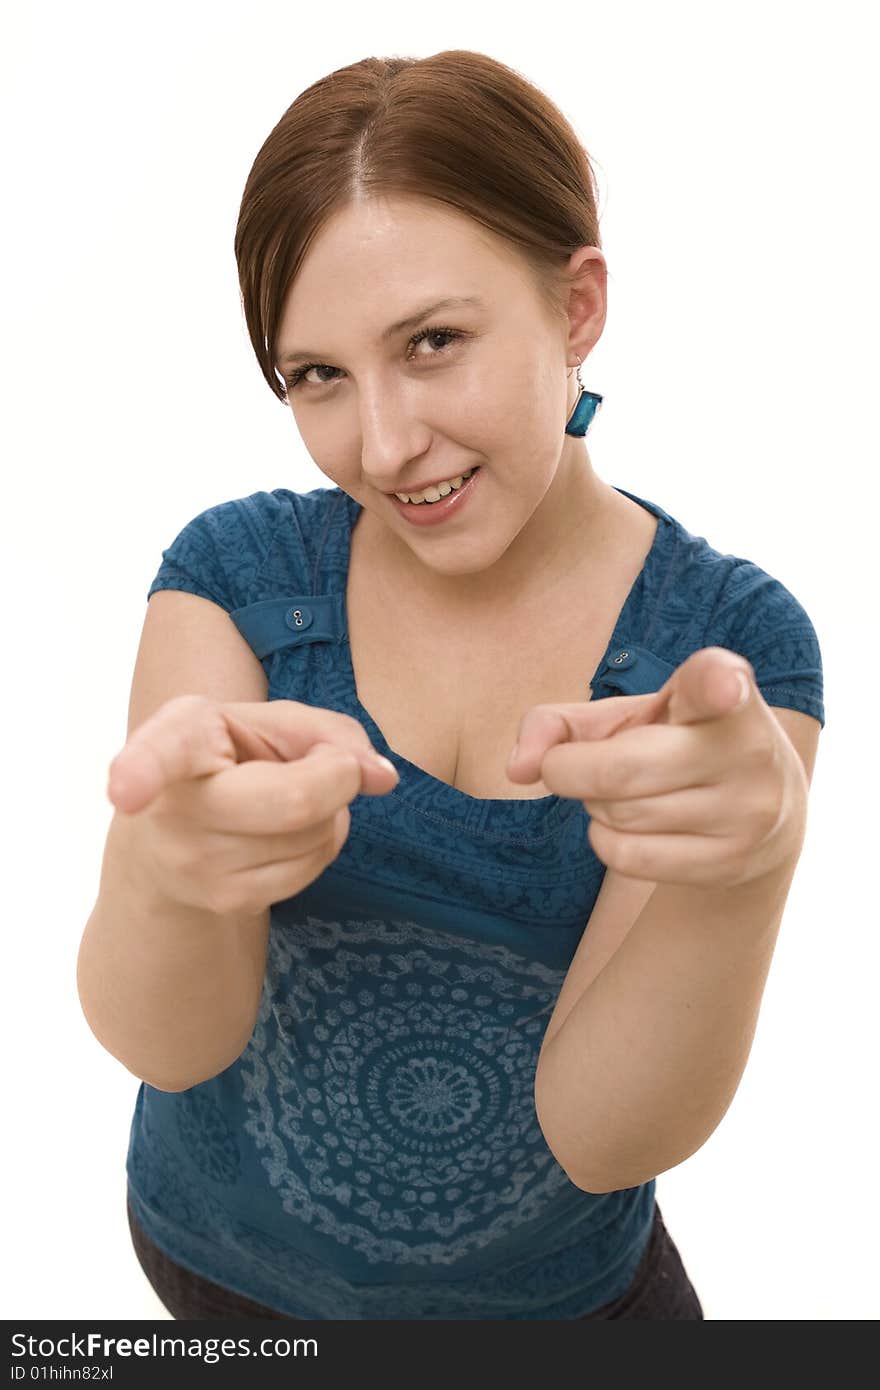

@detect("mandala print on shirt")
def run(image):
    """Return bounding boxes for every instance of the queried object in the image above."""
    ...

[176,1091,242,1186]
[238,914,573,1267]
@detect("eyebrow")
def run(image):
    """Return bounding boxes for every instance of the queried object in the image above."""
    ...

[276,296,486,367]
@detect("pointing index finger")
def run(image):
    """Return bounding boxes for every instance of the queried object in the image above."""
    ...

[507,690,669,782]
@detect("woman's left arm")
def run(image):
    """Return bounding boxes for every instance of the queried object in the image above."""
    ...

[505,650,820,1194]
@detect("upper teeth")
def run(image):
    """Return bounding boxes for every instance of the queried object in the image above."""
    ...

[395,468,476,504]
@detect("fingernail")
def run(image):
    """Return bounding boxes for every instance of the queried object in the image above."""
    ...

[734,672,750,707]
[368,751,398,776]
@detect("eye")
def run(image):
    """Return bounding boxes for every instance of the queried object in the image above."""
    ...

[283,324,467,393]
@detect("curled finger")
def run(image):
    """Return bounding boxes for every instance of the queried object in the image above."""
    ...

[584,781,729,836]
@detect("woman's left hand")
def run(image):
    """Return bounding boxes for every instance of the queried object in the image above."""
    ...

[506,647,809,888]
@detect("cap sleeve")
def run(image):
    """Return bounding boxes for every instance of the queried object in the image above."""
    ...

[146,491,279,614]
[707,561,825,728]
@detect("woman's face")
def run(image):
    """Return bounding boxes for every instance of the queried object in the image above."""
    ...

[274,194,606,593]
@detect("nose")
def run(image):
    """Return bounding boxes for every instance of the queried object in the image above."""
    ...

[357,379,430,493]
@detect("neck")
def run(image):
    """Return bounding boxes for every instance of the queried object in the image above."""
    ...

[359,441,620,620]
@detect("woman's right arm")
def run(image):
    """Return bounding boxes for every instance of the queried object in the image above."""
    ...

[76,589,397,1092]
[77,808,270,1093]
[77,588,274,1092]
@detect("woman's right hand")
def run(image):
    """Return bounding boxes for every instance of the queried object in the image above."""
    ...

[105,695,399,917]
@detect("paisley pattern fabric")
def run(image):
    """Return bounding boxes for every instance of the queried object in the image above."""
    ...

[125,482,824,1319]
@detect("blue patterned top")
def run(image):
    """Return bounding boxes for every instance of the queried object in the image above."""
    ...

[125,483,825,1319]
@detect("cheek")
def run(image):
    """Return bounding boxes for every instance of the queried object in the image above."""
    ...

[511,352,562,434]
[454,354,549,441]
[293,412,353,477]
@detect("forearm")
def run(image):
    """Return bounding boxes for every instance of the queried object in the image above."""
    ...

[534,851,802,1193]
[77,812,270,1091]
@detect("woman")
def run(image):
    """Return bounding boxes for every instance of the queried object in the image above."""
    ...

[78,49,824,1320]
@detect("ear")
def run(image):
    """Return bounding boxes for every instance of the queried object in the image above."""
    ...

[563,247,607,360]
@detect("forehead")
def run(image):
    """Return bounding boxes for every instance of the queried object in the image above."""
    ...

[278,195,530,334]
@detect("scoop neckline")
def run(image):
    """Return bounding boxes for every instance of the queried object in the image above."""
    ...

[332,484,672,830]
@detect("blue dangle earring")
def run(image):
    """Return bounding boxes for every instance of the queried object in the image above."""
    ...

[564,352,604,436]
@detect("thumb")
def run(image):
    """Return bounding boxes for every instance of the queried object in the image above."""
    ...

[662,648,755,726]
[109,697,396,814]
[219,699,395,773]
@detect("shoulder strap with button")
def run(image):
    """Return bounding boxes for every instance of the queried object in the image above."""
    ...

[591,642,679,699]
[229,595,347,661]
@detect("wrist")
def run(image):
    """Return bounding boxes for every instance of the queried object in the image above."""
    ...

[747,735,809,885]
[101,811,207,924]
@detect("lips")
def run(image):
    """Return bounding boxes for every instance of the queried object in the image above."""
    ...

[389,467,477,500]
[388,464,483,526]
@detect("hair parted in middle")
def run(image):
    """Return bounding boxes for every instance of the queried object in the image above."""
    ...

[234,49,604,406]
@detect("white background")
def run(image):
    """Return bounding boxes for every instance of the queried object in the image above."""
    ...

[4,0,877,1322]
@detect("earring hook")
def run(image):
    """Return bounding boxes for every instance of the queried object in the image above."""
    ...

[564,351,603,437]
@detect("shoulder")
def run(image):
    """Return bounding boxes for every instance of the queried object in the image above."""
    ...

[146,484,343,614]
[184,483,339,545]
[640,497,826,731]
[702,553,825,731]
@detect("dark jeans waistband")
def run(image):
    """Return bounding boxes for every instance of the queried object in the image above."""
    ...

[126,1192,704,1320]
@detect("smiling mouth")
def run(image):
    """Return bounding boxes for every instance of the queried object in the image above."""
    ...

[390,466,481,503]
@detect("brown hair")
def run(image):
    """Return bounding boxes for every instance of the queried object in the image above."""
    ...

[234,49,604,405]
